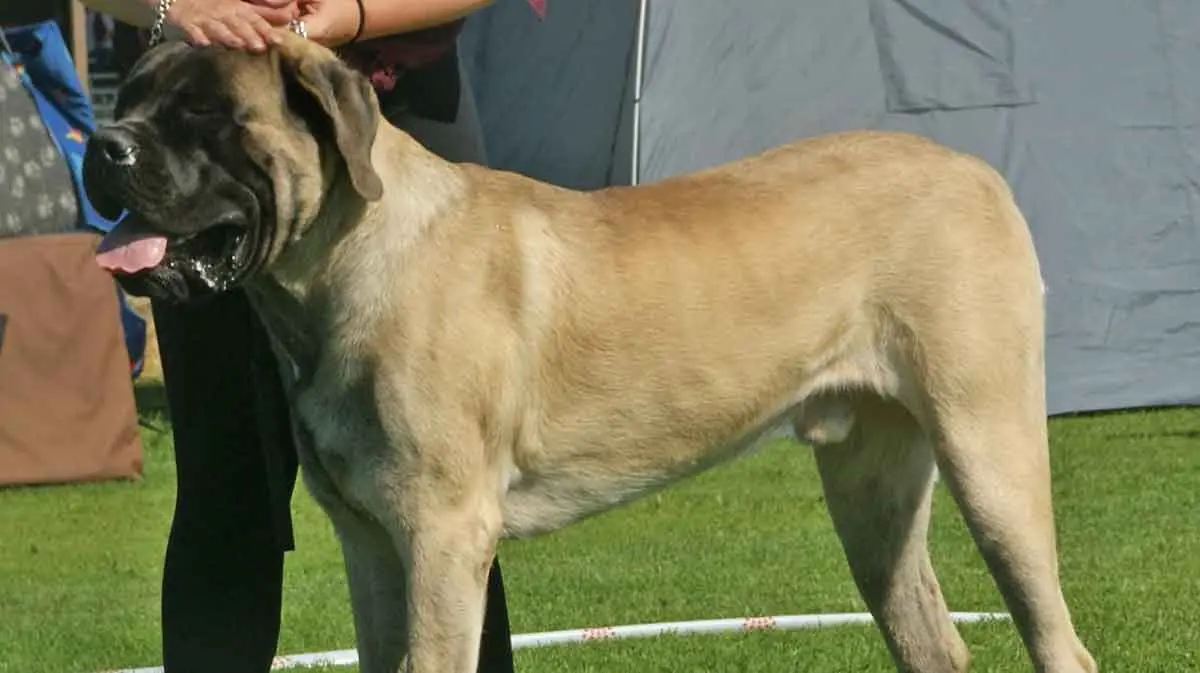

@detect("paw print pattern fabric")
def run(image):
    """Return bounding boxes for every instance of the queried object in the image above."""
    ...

[0,55,78,239]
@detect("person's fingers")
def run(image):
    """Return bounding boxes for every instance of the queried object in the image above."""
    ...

[256,0,298,11]
[258,23,287,46]
[200,19,246,49]
[250,4,300,25]
[243,11,285,49]
[225,14,268,51]
[183,24,212,47]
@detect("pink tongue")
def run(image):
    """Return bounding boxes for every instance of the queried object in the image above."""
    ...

[95,234,169,274]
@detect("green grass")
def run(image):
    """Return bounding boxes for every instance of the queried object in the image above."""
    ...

[2,397,1199,672]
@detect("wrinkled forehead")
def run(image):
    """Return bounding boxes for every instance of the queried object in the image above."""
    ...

[115,43,279,118]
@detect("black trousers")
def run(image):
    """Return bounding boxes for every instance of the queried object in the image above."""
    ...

[153,50,513,673]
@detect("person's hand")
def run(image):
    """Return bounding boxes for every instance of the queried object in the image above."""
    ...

[162,0,300,52]
[244,0,304,24]
[294,0,362,48]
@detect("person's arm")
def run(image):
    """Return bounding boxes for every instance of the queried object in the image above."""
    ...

[77,0,298,51]
[303,0,496,47]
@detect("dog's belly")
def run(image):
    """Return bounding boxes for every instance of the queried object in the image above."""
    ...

[496,385,863,539]
[498,424,787,540]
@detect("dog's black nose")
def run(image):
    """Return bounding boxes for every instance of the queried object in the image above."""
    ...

[93,128,139,166]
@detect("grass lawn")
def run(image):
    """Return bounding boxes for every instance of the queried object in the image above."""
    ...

[1,388,1199,673]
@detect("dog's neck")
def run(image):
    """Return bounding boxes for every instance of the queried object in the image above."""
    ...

[248,125,468,386]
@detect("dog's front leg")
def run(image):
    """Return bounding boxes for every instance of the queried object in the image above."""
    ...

[294,435,411,673]
[401,486,503,673]
[325,503,410,673]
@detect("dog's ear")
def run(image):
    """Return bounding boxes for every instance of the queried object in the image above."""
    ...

[279,47,384,202]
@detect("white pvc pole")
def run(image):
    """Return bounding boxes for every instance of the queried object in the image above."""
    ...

[91,611,1010,673]
[510,611,1008,649]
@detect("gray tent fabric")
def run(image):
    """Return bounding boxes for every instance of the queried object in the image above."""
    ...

[459,1,639,188]
[462,0,1200,416]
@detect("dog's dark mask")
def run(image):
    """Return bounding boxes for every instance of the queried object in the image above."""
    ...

[83,38,383,303]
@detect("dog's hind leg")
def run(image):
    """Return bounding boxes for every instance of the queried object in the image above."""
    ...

[930,391,1096,672]
[807,394,971,673]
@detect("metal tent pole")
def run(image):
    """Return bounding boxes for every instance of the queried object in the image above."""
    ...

[69,1,90,95]
[630,0,649,186]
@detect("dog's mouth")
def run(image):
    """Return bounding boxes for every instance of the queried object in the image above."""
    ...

[168,220,252,286]
[96,212,255,298]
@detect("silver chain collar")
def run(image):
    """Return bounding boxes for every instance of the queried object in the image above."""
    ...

[148,0,308,49]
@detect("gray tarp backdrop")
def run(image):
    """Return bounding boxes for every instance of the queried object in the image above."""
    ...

[460,0,1200,416]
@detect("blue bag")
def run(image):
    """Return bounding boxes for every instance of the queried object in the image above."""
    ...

[1,20,147,378]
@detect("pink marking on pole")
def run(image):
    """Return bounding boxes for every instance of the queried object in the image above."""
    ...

[582,626,616,640]
[743,616,776,630]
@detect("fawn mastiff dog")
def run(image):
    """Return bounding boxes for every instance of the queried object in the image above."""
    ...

[84,33,1095,673]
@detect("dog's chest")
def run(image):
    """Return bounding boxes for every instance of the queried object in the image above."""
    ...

[286,365,390,516]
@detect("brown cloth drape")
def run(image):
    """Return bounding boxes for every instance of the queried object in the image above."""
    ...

[0,232,142,486]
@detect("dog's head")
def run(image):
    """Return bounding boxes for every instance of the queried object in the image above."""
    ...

[84,33,383,302]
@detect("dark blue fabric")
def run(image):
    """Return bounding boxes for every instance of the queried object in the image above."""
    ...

[3,20,146,378]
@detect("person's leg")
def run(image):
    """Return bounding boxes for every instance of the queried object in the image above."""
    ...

[383,51,515,673]
[155,290,297,673]
[479,555,515,671]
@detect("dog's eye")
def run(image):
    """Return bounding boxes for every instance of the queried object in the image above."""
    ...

[176,93,224,120]
[181,102,221,119]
